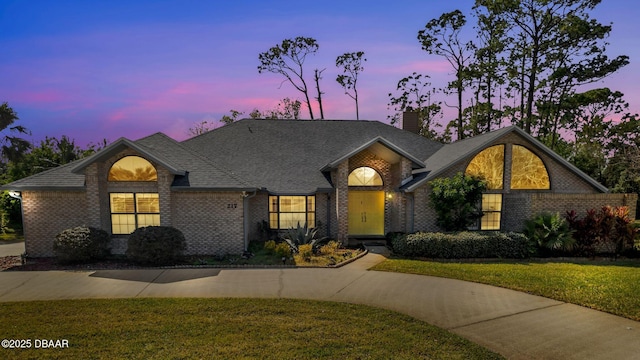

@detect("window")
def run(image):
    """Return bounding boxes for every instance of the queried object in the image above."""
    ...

[110,193,160,234]
[465,145,504,189]
[480,194,502,230]
[348,167,383,186]
[511,145,550,189]
[269,195,315,229]
[108,156,157,181]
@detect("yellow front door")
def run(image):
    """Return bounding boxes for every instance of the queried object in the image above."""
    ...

[348,191,384,236]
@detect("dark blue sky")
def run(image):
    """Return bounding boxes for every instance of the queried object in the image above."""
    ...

[1,0,638,145]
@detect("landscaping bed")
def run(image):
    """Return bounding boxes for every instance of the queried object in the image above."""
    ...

[0,242,365,271]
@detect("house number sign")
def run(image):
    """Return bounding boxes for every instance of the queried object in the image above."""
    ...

[227,203,237,209]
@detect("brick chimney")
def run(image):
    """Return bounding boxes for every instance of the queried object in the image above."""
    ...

[402,112,419,134]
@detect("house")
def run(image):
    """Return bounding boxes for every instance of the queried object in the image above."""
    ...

[3,115,636,257]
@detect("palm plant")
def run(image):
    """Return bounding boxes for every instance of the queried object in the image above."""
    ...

[524,212,575,254]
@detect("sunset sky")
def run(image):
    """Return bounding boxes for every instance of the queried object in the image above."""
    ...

[1,0,638,146]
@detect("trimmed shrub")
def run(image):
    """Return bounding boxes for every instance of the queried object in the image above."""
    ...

[392,231,530,259]
[126,226,186,266]
[53,226,110,264]
[385,232,405,251]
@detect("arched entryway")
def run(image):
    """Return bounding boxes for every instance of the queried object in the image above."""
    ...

[347,167,385,236]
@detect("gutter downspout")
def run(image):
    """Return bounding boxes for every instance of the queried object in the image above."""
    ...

[326,193,331,238]
[242,190,258,251]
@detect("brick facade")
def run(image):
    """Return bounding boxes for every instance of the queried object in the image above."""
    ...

[21,191,87,257]
[16,127,636,258]
[21,149,246,257]
[172,191,244,255]
[410,132,636,233]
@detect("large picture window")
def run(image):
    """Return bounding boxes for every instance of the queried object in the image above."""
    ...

[110,193,160,234]
[269,195,315,229]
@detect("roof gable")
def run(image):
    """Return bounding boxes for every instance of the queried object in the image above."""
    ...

[405,126,608,192]
[322,136,426,171]
[72,135,186,176]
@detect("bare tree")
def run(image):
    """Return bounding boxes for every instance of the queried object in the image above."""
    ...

[314,69,325,119]
[336,51,366,120]
[418,10,475,140]
[258,37,319,119]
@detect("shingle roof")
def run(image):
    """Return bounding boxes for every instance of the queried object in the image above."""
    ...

[404,125,608,192]
[0,160,86,190]
[182,119,443,194]
[134,133,253,190]
[2,120,606,194]
[1,133,254,191]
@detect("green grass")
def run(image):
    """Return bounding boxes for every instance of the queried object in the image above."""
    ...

[372,258,640,321]
[0,233,23,242]
[0,298,502,360]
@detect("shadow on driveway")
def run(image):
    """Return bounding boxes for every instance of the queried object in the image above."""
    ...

[90,269,221,283]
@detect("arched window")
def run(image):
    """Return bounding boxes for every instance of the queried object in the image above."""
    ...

[511,145,550,189]
[348,167,383,186]
[465,145,504,189]
[108,156,157,181]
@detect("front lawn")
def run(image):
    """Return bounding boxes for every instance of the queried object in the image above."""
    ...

[0,298,502,360]
[372,259,640,321]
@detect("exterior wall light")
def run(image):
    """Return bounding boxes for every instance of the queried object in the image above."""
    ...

[8,190,21,199]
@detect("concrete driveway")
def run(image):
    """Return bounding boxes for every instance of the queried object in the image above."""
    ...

[0,249,638,359]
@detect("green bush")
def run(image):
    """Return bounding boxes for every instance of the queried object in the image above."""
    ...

[392,231,529,259]
[53,226,110,264]
[524,212,575,255]
[264,240,291,258]
[318,240,341,256]
[298,244,313,258]
[264,240,277,253]
[428,172,486,231]
[385,232,405,251]
[126,226,186,266]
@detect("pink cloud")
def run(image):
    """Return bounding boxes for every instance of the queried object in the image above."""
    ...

[106,110,128,123]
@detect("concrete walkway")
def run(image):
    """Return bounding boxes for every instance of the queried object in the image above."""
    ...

[0,240,25,257]
[1,248,639,359]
